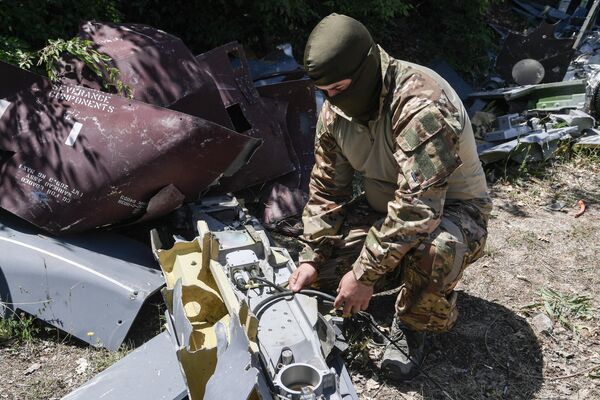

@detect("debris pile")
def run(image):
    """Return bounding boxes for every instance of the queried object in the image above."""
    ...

[0,21,349,400]
[3,4,600,399]
[443,0,600,169]
[0,21,316,235]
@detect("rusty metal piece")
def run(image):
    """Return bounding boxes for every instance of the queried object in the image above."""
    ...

[496,22,575,84]
[60,21,234,128]
[0,61,260,234]
[196,42,295,192]
[575,199,586,218]
[261,183,307,236]
[257,79,317,191]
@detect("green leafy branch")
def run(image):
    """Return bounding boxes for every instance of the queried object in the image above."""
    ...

[1,36,132,98]
[0,35,34,69]
[37,37,133,98]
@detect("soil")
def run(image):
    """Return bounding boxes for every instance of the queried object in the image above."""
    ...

[1,156,598,400]
[345,157,600,400]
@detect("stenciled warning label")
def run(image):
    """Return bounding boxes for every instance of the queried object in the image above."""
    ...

[117,194,147,210]
[49,84,116,113]
[17,164,83,204]
[16,164,148,210]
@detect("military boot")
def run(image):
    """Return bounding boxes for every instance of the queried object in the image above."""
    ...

[381,319,426,380]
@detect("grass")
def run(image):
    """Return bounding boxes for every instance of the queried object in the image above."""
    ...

[0,310,40,344]
[569,224,593,240]
[483,243,498,258]
[88,344,131,373]
[506,229,540,250]
[27,378,63,400]
[537,288,595,331]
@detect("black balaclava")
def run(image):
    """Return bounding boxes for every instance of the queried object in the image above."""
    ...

[304,13,382,121]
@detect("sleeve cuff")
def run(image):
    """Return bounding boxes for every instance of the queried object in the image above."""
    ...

[351,249,382,286]
[298,245,325,268]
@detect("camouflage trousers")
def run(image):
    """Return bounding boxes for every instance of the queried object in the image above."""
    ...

[314,198,491,333]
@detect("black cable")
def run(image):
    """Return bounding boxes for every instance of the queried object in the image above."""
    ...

[355,311,461,400]
[298,289,336,303]
[251,288,336,317]
[249,276,287,292]
[252,291,296,316]
[248,280,458,399]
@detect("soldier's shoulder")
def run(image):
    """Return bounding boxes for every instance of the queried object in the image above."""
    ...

[392,63,445,102]
[316,101,338,137]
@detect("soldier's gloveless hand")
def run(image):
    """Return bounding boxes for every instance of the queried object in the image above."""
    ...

[289,262,318,292]
[334,270,374,316]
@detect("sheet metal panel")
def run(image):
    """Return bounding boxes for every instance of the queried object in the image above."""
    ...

[62,332,187,400]
[0,211,164,350]
[196,42,295,192]
[62,21,234,128]
[257,78,316,191]
[0,61,259,233]
[496,22,575,84]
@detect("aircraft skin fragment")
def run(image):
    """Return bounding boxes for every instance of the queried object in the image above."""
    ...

[0,61,260,234]
[62,331,187,400]
[0,211,164,351]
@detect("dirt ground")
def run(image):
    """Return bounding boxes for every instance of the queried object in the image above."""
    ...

[0,155,599,400]
[347,155,600,400]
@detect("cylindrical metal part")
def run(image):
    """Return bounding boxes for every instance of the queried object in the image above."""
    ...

[277,363,322,397]
[281,348,294,365]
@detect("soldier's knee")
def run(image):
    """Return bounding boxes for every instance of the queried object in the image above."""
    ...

[396,290,458,332]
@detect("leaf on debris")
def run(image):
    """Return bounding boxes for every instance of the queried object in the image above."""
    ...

[24,362,41,375]
[365,378,380,391]
[75,357,88,375]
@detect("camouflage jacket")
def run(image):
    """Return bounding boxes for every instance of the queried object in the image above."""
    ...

[299,47,490,286]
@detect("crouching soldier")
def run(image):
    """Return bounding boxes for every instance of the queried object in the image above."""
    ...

[289,13,492,380]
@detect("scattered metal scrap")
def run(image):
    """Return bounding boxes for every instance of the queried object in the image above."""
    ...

[0,60,260,234]
[470,0,600,165]
[0,210,164,351]
[8,4,600,399]
[0,22,319,235]
[0,20,328,400]
[151,196,357,400]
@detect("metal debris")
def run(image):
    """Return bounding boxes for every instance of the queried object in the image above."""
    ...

[256,78,317,191]
[196,42,296,193]
[63,331,187,400]
[473,0,600,167]
[512,58,545,85]
[496,22,575,84]
[0,61,260,234]
[484,114,532,141]
[478,127,577,164]
[575,130,600,146]
[204,314,259,400]
[0,210,164,350]
[152,196,358,400]
[62,22,235,127]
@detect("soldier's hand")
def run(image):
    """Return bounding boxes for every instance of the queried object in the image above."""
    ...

[289,262,318,292]
[334,271,373,316]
